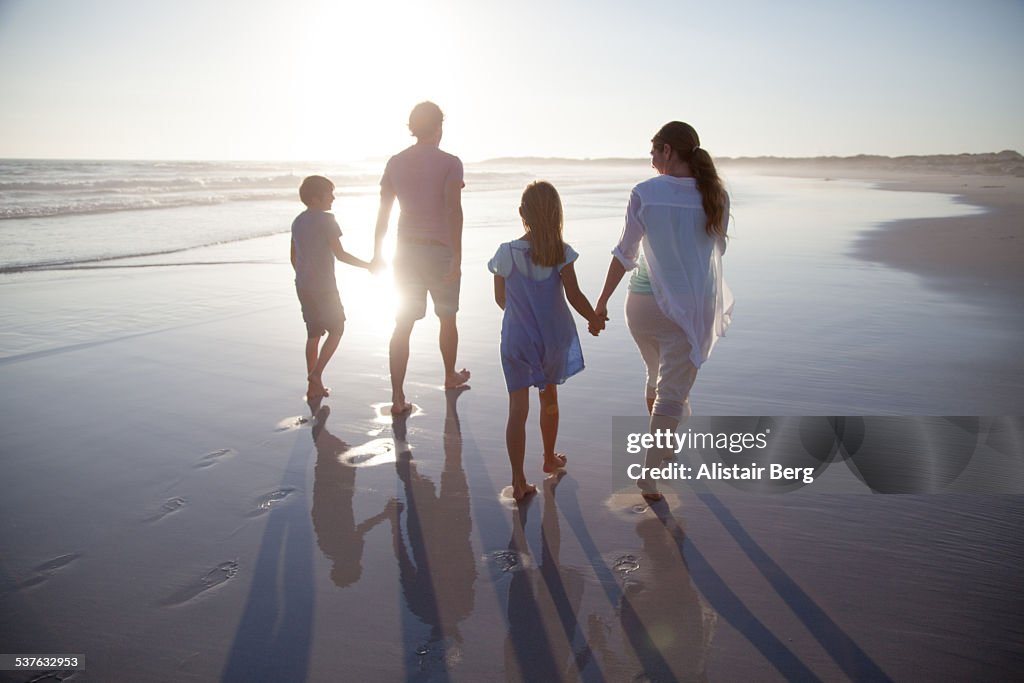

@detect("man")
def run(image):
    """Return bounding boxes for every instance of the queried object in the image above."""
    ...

[372,102,470,414]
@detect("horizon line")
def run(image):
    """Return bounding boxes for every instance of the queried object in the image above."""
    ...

[0,151,1020,165]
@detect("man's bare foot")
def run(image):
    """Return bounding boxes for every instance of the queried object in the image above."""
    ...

[641,490,664,503]
[543,453,568,474]
[512,482,537,502]
[444,368,471,389]
[390,399,413,415]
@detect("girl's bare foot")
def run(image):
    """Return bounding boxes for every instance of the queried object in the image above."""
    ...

[641,490,664,503]
[444,368,471,389]
[543,453,568,474]
[390,394,412,415]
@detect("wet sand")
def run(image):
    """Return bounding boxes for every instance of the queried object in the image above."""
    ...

[2,171,1024,681]
[722,159,1024,301]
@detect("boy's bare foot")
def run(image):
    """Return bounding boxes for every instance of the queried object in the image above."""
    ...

[444,368,471,389]
[307,383,328,401]
[307,375,330,399]
[543,453,568,474]
[512,482,537,502]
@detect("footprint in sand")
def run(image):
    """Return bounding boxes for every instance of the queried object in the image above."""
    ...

[2,553,83,596]
[245,487,298,517]
[194,448,235,469]
[612,554,641,575]
[161,560,239,607]
[274,416,310,432]
[145,497,188,522]
[489,549,530,574]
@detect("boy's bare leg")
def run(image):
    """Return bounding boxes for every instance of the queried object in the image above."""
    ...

[305,337,320,377]
[539,385,567,473]
[439,315,470,388]
[308,327,342,399]
[389,319,415,414]
[506,388,536,501]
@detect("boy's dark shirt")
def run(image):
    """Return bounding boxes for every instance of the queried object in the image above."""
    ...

[292,209,342,292]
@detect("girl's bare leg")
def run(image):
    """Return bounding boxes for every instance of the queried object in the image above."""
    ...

[539,385,567,473]
[506,388,536,501]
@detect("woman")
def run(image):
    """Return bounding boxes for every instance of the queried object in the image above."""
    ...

[595,121,734,502]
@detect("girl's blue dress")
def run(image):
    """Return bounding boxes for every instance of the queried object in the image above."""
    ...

[490,242,584,392]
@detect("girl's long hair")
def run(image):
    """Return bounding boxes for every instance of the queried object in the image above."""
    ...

[519,181,565,267]
[653,121,728,238]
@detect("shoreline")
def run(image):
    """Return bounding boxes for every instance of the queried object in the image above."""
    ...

[855,173,1024,303]
[727,162,1024,303]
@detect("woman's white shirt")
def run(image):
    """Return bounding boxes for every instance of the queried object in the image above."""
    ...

[612,175,733,368]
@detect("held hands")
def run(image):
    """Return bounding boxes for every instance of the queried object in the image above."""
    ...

[589,300,610,336]
[588,300,610,337]
[368,255,385,275]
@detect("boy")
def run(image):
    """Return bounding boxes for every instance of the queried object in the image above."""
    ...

[291,175,373,401]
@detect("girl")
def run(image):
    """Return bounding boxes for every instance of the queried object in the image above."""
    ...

[489,181,604,501]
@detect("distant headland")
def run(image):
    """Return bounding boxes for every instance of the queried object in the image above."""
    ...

[480,151,1024,176]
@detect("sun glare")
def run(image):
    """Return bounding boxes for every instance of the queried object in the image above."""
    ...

[278,0,466,161]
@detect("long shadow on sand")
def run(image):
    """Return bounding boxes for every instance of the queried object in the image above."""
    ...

[220,406,318,682]
[684,493,894,682]
[389,388,477,680]
[503,476,598,682]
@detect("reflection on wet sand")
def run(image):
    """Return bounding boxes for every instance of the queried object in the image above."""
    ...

[311,405,399,588]
[615,513,716,682]
[504,474,591,682]
[558,481,716,682]
[389,387,477,675]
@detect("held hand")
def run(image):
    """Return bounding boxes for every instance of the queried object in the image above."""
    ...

[369,255,385,275]
[587,313,606,336]
[595,301,610,325]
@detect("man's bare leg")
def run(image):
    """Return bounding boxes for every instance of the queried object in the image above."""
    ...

[439,314,470,388]
[390,319,415,414]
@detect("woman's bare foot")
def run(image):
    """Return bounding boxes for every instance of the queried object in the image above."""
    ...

[543,453,568,474]
[641,490,664,503]
[444,368,471,389]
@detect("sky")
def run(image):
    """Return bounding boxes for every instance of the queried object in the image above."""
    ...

[0,0,1022,161]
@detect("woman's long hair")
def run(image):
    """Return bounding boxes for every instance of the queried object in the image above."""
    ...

[653,121,728,238]
[519,181,565,267]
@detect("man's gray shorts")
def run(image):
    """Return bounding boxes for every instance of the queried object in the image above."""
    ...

[394,242,460,321]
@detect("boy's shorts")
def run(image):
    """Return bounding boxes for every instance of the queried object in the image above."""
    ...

[393,242,460,321]
[296,287,346,338]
